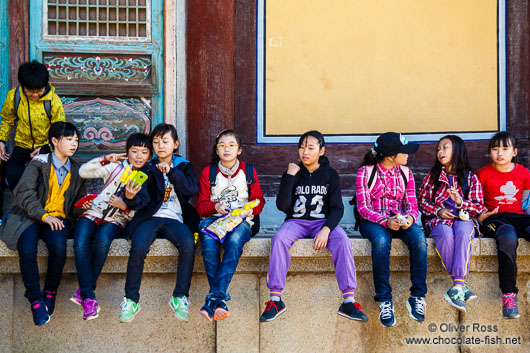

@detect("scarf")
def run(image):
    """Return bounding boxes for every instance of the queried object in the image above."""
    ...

[218,159,240,186]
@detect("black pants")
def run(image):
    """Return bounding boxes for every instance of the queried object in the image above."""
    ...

[124,217,196,303]
[5,146,33,190]
[480,212,530,294]
[17,221,71,303]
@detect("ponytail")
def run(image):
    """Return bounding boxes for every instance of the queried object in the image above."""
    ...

[360,147,384,167]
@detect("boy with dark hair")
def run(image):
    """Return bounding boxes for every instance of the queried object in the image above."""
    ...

[0,61,66,190]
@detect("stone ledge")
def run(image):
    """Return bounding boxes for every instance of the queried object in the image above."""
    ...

[0,236,528,258]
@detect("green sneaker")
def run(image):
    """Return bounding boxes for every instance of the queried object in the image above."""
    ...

[119,298,141,323]
[169,295,190,322]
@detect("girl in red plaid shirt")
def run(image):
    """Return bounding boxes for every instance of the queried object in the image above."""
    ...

[418,135,486,313]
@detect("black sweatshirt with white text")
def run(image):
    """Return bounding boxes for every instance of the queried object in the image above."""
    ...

[276,163,343,230]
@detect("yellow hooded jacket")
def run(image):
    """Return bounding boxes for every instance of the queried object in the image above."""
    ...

[0,84,66,150]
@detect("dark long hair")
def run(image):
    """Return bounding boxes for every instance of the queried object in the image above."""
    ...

[210,129,242,164]
[429,135,472,187]
[298,130,329,165]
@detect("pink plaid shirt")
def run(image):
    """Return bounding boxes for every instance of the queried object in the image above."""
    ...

[355,164,419,227]
[418,168,486,232]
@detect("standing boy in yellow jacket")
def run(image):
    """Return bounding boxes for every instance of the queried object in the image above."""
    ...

[0,61,66,190]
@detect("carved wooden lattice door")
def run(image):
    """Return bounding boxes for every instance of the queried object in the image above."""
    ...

[29,0,163,158]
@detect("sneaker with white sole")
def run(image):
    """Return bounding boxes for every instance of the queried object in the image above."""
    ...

[462,285,478,302]
[378,301,396,327]
[444,286,466,312]
[82,298,101,321]
[169,295,190,322]
[502,293,520,319]
[119,297,141,323]
[406,296,426,323]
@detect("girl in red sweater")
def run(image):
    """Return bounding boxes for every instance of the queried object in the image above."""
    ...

[196,130,265,321]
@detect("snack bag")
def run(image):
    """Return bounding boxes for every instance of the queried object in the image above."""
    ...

[202,200,261,242]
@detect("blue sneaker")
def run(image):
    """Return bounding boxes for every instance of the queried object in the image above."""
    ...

[444,286,466,312]
[502,293,520,319]
[462,285,477,302]
[31,300,50,327]
[199,297,217,322]
[406,296,426,323]
[259,299,287,322]
[378,301,396,327]
[337,301,368,322]
[42,290,57,316]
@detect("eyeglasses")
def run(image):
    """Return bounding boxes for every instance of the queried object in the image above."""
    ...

[217,143,239,150]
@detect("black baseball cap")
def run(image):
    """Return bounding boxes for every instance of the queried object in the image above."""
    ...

[374,132,419,157]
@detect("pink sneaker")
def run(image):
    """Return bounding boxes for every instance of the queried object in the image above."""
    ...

[70,289,83,306]
[82,298,101,321]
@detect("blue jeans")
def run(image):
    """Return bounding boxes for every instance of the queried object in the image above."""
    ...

[124,217,196,302]
[199,217,251,301]
[360,220,427,302]
[74,217,121,299]
[17,221,71,302]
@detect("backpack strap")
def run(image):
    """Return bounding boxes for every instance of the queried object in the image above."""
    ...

[13,86,21,117]
[366,165,378,191]
[13,85,52,121]
[208,164,218,186]
[400,166,409,186]
[245,163,256,185]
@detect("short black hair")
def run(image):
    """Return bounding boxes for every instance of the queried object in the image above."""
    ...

[126,133,152,154]
[488,131,517,150]
[150,123,178,142]
[18,61,50,90]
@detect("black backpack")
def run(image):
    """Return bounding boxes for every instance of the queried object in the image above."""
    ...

[208,163,260,236]
[349,165,408,231]
[420,171,471,230]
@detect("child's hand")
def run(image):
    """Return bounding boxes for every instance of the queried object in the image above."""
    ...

[81,200,93,210]
[109,195,128,210]
[313,227,330,250]
[386,216,401,230]
[124,180,142,200]
[0,142,10,161]
[105,153,127,163]
[215,203,230,215]
[30,147,41,158]
[156,162,171,174]
[437,208,456,219]
[43,215,65,231]
[401,215,414,229]
[287,163,300,176]
[448,186,463,207]
[478,206,499,224]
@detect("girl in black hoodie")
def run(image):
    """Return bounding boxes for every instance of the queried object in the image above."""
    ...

[259,131,367,323]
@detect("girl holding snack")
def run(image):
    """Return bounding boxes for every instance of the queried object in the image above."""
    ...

[260,130,367,323]
[70,133,151,321]
[196,129,265,321]
[0,122,86,327]
[356,132,426,327]
[418,135,486,313]
[477,131,530,319]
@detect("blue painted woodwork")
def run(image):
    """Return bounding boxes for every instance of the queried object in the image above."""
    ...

[0,0,9,104]
[29,1,164,132]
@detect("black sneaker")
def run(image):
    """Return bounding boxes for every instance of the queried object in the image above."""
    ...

[406,296,426,323]
[43,290,57,316]
[259,300,286,322]
[337,302,368,322]
[31,300,50,327]
[199,297,217,322]
[378,301,396,327]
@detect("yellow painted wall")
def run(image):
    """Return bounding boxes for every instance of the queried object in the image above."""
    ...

[265,0,498,135]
